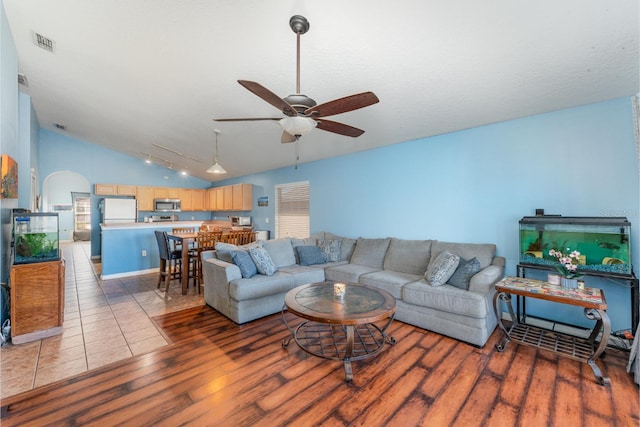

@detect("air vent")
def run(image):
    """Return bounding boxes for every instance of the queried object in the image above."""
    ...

[17,73,28,87]
[54,123,66,131]
[32,32,55,52]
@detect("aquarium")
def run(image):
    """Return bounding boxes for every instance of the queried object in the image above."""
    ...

[13,212,60,264]
[519,216,632,277]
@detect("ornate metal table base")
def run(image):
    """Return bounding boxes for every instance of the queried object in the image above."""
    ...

[494,291,611,386]
[282,309,396,382]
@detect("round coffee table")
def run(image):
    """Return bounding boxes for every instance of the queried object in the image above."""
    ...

[282,281,396,382]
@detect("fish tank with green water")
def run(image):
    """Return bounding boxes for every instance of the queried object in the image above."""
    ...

[13,212,60,264]
[519,216,632,277]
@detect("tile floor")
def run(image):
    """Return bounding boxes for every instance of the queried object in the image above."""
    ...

[1,241,204,400]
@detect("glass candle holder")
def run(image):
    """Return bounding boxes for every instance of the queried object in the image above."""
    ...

[333,283,346,299]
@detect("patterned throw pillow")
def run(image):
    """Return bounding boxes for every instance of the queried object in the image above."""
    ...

[448,257,481,290]
[425,251,460,286]
[296,245,326,266]
[248,247,277,276]
[230,250,258,278]
[318,239,342,262]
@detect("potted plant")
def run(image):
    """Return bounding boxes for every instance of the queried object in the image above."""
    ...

[549,248,583,289]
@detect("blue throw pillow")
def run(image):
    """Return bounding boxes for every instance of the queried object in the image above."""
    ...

[296,245,325,266]
[448,257,481,290]
[248,247,277,276]
[230,250,257,278]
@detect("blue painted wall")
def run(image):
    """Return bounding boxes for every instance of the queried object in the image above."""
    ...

[0,3,19,284]
[214,98,639,332]
[38,129,213,255]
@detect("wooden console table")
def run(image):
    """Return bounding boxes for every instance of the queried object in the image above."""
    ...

[493,276,611,385]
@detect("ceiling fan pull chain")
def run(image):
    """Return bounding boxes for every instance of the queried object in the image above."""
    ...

[295,140,299,170]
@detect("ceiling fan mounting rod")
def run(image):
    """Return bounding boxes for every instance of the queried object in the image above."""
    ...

[289,15,309,95]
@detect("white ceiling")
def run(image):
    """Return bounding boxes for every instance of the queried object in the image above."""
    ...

[4,0,639,182]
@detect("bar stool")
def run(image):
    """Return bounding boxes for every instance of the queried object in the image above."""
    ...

[154,230,183,292]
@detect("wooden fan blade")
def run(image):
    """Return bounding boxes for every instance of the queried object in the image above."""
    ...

[214,118,280,122]
[238,80,296,116]
[304,92,379,117]
[281,131,297,143]
[316,119,365,137]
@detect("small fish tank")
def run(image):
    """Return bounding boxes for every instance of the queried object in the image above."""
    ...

[13,212,60,264]
[519,216,632,277]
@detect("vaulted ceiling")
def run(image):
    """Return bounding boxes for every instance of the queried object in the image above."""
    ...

[4,1,639,181]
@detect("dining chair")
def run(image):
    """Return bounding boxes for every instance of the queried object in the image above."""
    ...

[154,230,183,292]
[195,230,223,289]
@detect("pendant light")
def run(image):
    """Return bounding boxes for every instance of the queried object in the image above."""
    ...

[207,129,227,174]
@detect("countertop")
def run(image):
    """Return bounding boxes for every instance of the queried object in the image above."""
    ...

[100,221,204,230]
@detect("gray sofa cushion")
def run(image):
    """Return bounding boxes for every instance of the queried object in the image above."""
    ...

[402,279,489,318]
[262,238,296,267]
[383,238,433,276]
[324,263,381,283]
[430,241,496,270]
[350,237,391,268]
[359,270,422,300]
[229,271,295,301]
[278,265,326,286]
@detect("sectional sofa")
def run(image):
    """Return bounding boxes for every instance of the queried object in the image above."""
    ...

[201,232,505,347]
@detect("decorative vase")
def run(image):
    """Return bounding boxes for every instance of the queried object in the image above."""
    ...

[561,277,578,289]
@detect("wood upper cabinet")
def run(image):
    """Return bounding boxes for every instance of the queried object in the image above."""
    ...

[136,186,155,211]
[167,188,180,199]
[95,184,137,196]
[232,183,252,210]
[207,188,217,210]
[153,187,169,199]
[116,185,137,196]
[216,187,224,210]
[192,189,206,211]
[94,184,117,196]
[179,188,193,211]
[223,186,233,210]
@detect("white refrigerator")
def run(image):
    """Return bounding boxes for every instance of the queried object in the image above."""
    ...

[102,198,137,224]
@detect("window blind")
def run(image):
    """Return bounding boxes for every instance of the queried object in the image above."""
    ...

[275,181,309,239]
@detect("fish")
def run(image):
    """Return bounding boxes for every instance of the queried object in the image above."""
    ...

[598,242,620,250]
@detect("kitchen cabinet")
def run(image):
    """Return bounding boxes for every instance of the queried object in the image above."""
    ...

[223,186,233,210]
[136,186,155,211]
[10,259,65,344]
[192,189,206,211]
[153,187,169,199]
[232,183,252,210]
[116,185,137,196]
[94,183,117,196]
[94,184,137,196]
[179,188,193,211]
[167,188,180,199]
[206,188,216,210]
[216,188,224,210]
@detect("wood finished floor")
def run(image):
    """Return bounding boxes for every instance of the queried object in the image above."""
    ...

[1,305,638,426]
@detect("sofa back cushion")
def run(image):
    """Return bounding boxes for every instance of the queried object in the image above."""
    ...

[262,238,296,268]
[350,237,391,268]
[430,241,496,270]
[383,238,433,276]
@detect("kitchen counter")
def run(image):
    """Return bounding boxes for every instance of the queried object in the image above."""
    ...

[100,221,204,230]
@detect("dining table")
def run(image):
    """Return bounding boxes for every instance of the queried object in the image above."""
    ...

[167,231,199,295]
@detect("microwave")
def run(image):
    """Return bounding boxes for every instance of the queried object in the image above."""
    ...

[154,198,181,212]
[230,216,251,226]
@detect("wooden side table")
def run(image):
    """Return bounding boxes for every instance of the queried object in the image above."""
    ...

[493,276,611,385]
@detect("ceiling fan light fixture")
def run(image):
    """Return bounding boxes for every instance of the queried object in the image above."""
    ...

[279,116,317,137]
[207,129,227,174]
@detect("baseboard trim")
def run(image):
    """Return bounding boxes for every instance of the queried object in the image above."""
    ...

[101,268,158,280]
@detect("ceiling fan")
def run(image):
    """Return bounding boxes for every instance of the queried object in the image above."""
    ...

[214,15,379,143]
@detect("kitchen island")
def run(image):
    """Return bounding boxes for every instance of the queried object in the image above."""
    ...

[100,221,204,279]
